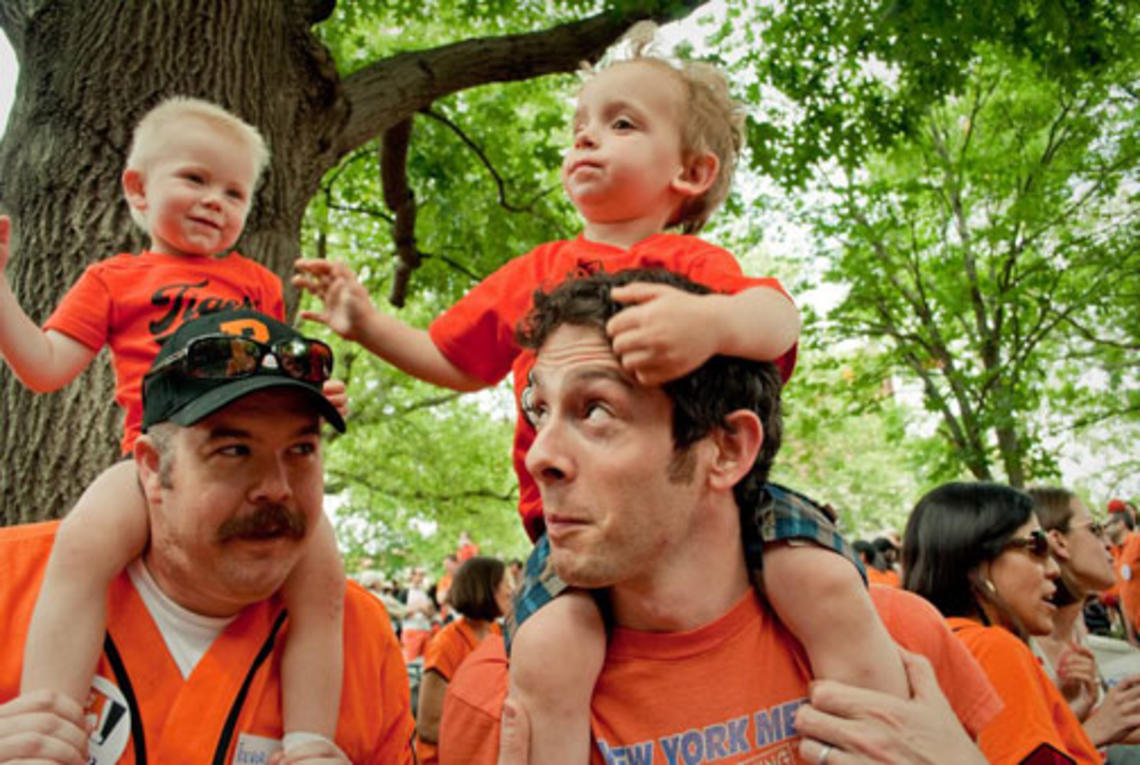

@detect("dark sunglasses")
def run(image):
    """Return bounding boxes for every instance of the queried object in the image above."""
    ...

[1002,529,1051,559]
[145,334,333,387]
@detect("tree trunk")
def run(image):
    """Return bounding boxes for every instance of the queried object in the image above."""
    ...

[0,2,349,523]
[0,0,697,523]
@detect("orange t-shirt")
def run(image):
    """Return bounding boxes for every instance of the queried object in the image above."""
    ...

[417,618,501,765]
[440,587,1000,763]
[866,567,901,588]
[947,617,1100,764]
[1115,533,1140,630]
[428,234,797,541]
[43,250,285,453]
[0,522,414,763]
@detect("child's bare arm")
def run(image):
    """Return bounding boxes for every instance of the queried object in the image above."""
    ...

[280,513,344,739]
[0,216,96,391]
[22,461,150,702]
[763,544,908,698]
[606,282,800,386]
[507,591,604,765]
[293,259,484,392]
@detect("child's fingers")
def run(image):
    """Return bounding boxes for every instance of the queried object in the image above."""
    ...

[610,282,670,305]
[299,309,330,325]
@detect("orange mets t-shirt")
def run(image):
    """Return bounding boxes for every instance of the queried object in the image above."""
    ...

[428,233,797,541]
[947,617,1100,764]
[43,250,284,453]
[441,587,1001,763]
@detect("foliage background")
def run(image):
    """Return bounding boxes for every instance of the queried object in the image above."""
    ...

[1,0,1136,576]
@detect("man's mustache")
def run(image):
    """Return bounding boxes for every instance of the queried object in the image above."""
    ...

[217,505,307,542]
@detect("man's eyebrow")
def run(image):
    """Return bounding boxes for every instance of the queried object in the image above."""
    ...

[206,426,251,441]
[205,421,322,441]
[568,367,635,389]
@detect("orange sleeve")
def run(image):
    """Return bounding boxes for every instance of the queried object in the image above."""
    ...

[423,625,463,682]
[872,589,1002,738]
[951,621,1097,764]
[43,264,113,351]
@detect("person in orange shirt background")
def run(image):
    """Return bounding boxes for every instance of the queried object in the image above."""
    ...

[416,557,512,764]
[456,531,480,564]
[854,540,901,588]
[1108,500,1140,643]
[904,481,1101,764]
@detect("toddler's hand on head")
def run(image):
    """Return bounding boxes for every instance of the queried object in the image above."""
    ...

[293,259,373,341]
[606,282,718,386]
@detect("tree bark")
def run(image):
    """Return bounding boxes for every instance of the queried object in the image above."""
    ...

[0,0,699,522]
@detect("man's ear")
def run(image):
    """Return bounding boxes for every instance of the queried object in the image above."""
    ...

[706,409,763,492]
[122,169,147,214]
[671,152,719,199]
[134,436,164,507]
[1047,528,1071,563]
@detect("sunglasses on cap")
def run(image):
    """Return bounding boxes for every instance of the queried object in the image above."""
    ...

[144,334,333,389]
[1002,529,1051,559]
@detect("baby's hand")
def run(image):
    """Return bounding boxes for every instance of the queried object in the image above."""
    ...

[0,216,11,272]
[321,379,349,420]
[293,260,373,341]
[606,282,719,386]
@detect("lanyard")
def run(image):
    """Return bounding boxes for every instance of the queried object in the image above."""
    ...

[102,610,287,764]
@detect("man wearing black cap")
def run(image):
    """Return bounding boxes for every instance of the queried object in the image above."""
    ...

[0,310,413,762]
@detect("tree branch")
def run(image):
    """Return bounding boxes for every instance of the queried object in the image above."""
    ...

[337,1,702,154]
[420,107,559,214]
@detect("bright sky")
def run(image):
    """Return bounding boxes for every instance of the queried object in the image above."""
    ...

[0,33,13,137]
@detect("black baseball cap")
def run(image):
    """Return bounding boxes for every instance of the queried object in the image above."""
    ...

[141,309,346,433]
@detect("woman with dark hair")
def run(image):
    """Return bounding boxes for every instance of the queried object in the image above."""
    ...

[416,556,512,765]
[904,481,1101,764]
[1031,487,1140,756]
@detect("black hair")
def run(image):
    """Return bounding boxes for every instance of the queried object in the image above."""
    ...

[903,482,1035,625]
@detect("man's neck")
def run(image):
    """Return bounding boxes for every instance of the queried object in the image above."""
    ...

[609,502,750,632]
[143,549,245,618]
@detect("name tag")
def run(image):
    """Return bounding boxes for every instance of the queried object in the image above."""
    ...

[233,733,283,764]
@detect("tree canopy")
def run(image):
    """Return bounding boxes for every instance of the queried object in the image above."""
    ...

[1,0,1138,569]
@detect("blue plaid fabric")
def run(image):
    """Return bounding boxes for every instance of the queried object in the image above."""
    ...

[504,482,862,653]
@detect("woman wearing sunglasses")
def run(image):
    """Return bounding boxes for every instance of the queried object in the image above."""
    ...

[904,482,1101,764]
[1031,487,1140,759]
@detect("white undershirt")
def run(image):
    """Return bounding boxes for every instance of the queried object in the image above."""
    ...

[127,560,234,679]
[125,561,342,754]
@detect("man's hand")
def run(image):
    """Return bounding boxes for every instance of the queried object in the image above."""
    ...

[497,697,531,765]
[0,690,89,764]
[793,650,986,765]
[606,283,719,386]
[0,215,11,272]
[293,260,375,342]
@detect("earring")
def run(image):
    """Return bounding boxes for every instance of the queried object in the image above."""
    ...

[981,578,997,596]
